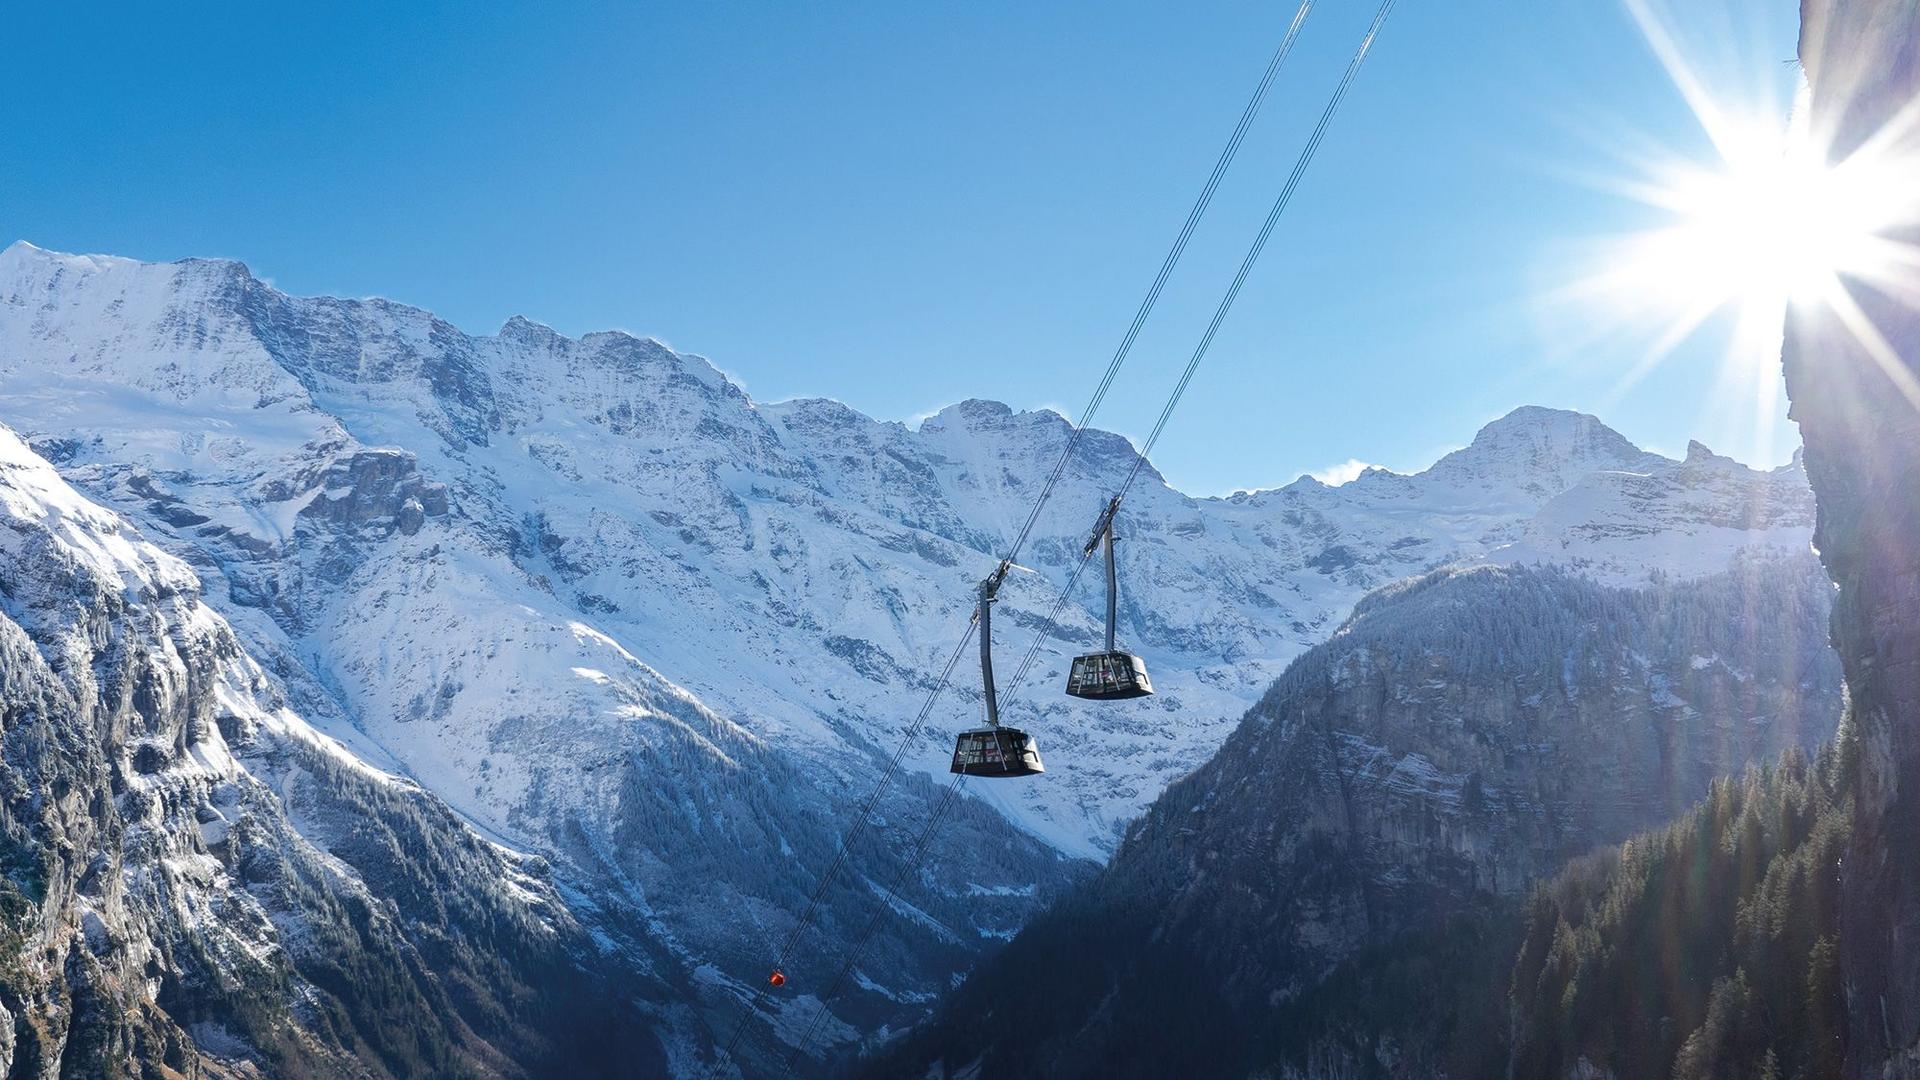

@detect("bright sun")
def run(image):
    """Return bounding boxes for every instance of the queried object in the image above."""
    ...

[1632,127,1869,310]
[1611,104,1913,330]
[1568,0,1920,431]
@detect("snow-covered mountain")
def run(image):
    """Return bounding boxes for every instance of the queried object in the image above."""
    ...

[0,241,1819,1071]
[0,243,1815,855]
[0,421,693,1076]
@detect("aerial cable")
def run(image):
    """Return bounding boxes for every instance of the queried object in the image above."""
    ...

[1010,0,1395,707]
[777,532,1127,1069]
[1119,0,1395,498]
[998,0,1315,568]
[1010,0,1399,718]
[785,7,1399,1061]
[784,617,1066,1073]
[712,620,976,1070]
[784,772,971,1075]
[710,2,1324,1071]
[774,627,974,957]
[1007,544,1099,695]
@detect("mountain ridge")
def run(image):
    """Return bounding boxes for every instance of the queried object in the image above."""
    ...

[1,238,1796,493]
[0,419,682,1077]
[870,554,1843,1079]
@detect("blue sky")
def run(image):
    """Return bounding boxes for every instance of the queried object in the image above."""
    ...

[2,1,1804,494]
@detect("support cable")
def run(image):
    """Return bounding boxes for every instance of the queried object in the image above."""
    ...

[995,1,1315,571]
[710,3,1334,1072]
[781,10,1400,1063]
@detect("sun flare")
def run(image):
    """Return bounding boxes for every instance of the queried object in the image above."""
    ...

[1561,0,1920,444]
[1626,129,1868,311]
[1605,102,1916,334]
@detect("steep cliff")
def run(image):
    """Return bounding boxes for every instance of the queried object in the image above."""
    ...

[1790,1,1920,1075]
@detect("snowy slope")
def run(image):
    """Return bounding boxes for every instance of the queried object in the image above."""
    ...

[0,420,688,1076]
[0,244,1090,1071]
[1496,440,1816,583]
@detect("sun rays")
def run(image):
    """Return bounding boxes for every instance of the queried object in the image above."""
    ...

[1557,0,1920,453]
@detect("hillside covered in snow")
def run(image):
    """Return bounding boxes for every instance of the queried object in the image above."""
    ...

[0,241,1825,1072]
[0,420,687,1076]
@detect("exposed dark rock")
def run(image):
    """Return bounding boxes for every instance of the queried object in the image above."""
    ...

[297,449,450,552]
[0,432,669,1077]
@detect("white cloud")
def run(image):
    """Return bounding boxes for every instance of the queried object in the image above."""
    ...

[1310,458,1375,486]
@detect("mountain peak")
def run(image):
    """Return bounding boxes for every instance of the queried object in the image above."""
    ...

[576,329,737,397]
[1458,406,1648,462]
[1419,406,1666,501]
[175,254,255,278]
[763,396,872,428]
[918,398,1016,431]
[1468,406,1631,449]
[1677,439,1763,477]
[499,314,563,346]
[0,240,140,278]
[1682,439,1744,468]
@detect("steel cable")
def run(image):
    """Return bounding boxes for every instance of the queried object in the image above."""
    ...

[710,3,1332,1072]
[781,5,1398,1068]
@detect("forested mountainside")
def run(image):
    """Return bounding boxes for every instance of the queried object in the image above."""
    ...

[1509,735,1853,1080]
[0,424,673,1077]
[1366,5,1920,1077]
[0,240,1823,1071]
[872,1,1920,1075]
[1533,2,1920,1077]
[866,556,1842,1079]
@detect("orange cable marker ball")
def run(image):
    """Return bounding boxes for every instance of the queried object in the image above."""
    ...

[768,970,787,988]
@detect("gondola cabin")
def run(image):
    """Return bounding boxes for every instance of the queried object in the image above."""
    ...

[950,726,1045,778]
[1063,501,1155,701]
[1066,650,1154,700]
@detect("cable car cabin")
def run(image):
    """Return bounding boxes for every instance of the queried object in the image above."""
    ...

[950,727,1045,778]
[1067,650,1154,700]
[1064,502,1154,701]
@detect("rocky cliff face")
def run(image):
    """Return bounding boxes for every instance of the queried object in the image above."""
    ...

[1791,1,1920,1075]
[0,424,678,1076]
[868,557,1842,1079]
